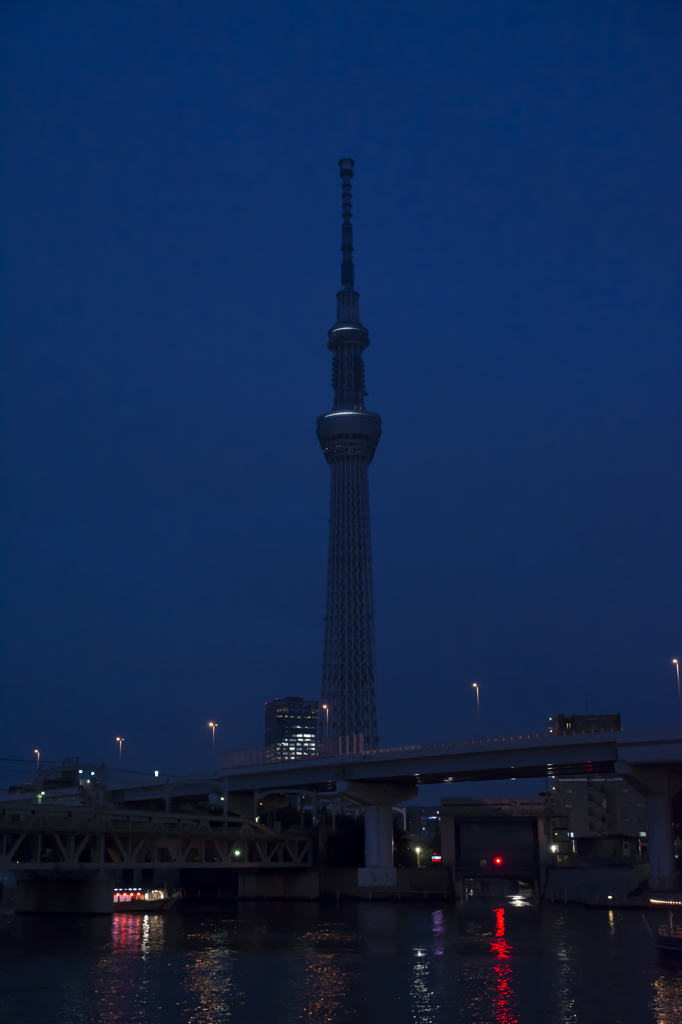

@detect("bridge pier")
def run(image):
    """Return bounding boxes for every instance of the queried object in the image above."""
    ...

[336,780,418,875]
[615,761,682,891]
[15,873,113,914]
[364,805,394,867]
[646,792,676,890]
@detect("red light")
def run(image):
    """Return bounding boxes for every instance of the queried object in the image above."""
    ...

[494,856,503,866]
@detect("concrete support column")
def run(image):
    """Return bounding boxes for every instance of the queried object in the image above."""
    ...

[15,874,114,914]
[615,761,681,893]
[364,805,394,868]
[646,793,676,891]
[336,780,418,872]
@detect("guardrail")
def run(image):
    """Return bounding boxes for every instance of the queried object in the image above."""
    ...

[218,729,629,771]
[369,733,555,755]
[221,732,565,770]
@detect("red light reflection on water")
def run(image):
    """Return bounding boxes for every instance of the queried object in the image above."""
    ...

[490,907,519,1024]
[111,913,142,952]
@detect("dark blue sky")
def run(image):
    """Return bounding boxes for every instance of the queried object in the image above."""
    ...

[2,0,681,781]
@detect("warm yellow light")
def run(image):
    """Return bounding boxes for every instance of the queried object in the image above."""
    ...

[209,721,218,727]
[415,847,421,853]
[34,749,39,754]
[322,704,327,709]
[673,660,678,665]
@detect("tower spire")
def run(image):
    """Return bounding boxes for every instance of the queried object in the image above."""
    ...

[339,157,355,291]
[316,160,382,749]
[335,159,362,327]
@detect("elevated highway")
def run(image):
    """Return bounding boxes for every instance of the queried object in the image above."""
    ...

[5,727,679,903]
[114,726,682,798]
[112,726,682,892]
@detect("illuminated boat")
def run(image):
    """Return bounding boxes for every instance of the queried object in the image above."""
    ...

[113,887,179,912]
[643,897,682,955]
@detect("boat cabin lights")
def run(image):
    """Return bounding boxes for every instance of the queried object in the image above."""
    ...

[113,887,166,902]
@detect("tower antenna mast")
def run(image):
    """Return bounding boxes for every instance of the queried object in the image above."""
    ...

[316,160,382,749]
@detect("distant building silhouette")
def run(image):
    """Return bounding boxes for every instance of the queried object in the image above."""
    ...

[550,775,648,853]
[549,713,621,736]
[264,697,319,759]
[316,159,381,748]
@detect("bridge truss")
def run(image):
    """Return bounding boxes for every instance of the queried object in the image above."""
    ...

[0,804,312,871]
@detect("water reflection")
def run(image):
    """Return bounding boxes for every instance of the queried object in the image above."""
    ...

[0,896,672,1023]
[490,907,518,1024]
[301,952,354,1022]
[411,946,440,1023]
[652,966,682,1023]
[111,912,165,954]
[182,949,241,1024]
[111,912,141,952]
[507,893,533,908]
[432,908,445,956]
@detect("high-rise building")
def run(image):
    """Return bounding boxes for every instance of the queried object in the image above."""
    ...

[316,159,381,749]
[264,697,319,759]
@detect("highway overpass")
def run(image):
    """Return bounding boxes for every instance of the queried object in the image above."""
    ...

[112,726,682,891]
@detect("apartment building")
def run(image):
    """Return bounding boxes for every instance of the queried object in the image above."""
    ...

[550,776,647,853]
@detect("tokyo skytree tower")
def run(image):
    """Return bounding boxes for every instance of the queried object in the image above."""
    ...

[316,159,381,749]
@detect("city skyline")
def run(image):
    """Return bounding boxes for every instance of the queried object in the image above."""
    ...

[1,2,680,777]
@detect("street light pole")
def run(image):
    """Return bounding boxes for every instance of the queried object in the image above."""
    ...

[116,737,124,762]
[34,749,40,770]
[208,722,218,752]
[472,683,480,737]
[673,661,682,725]
[322,704,329,739]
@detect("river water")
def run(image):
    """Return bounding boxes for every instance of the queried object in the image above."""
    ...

[1,887,681,1023]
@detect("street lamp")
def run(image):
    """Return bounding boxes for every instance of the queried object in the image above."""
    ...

[116,737,124,762]
[673,661,682,724]
[472,683,480,737]
[34,749,40,770]
[322,705,329,739]
[208,722,218,751]
[415,846,421,867]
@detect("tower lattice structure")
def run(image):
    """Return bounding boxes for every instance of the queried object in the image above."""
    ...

[316,159,381,749]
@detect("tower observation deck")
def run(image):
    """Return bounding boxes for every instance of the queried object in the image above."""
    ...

[316,159,381,749]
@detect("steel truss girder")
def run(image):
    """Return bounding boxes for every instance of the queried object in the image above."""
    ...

[0,804,312,871]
